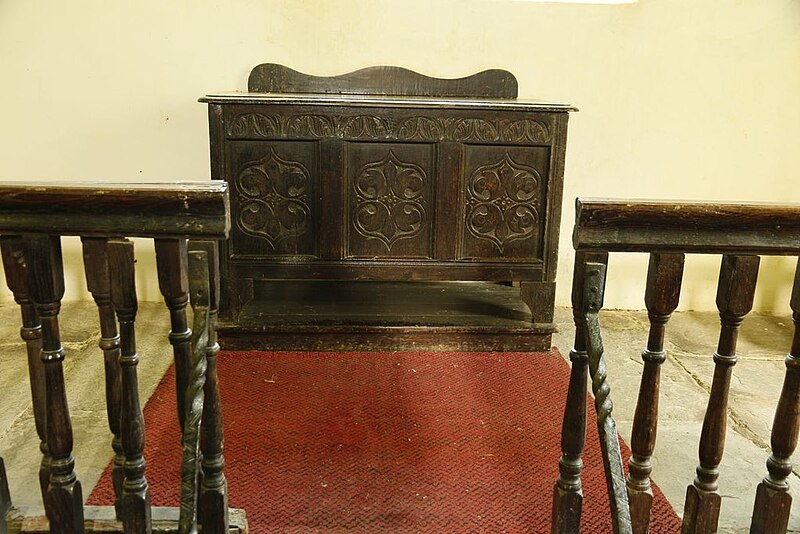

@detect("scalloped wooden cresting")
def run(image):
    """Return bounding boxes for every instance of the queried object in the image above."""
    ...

[247,63,519,99]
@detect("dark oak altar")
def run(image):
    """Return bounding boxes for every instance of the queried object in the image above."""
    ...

[201,64,575,351]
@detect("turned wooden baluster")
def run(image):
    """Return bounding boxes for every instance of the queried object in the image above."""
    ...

[627,253,684,533]
[190,241,229,534]
[108,239,152,533]
[581,256,632,534]
[81,237,124,517]
[23,234,83,533]
[1,457,10,534]
[154,239,192,432]
[0,236,50,501]
[750,258,800,533]
[682,254,760,534]
[552,250,607,533]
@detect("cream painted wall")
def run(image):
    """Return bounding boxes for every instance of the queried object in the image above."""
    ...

[0,0,798,311]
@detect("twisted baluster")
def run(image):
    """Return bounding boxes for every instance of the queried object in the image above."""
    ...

[682,254,759,534]
[627,253,684,533]
[0,236,49,501]
[23,234,83,533]
[750,257,800,533]
[582,258,632,534]
[190,241,229,534]
[108,239,152,533]
[178,249,210,533]
[552,251,606,533]
[81,236,124,517]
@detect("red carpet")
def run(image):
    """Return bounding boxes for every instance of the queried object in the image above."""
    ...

[88,350,681,532]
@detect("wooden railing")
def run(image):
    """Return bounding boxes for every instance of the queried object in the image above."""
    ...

[0,182,239,533]
[552,198,800,534]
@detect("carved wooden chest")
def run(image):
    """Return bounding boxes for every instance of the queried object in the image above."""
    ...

[201,64,575,351]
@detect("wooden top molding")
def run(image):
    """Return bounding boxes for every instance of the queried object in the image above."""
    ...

[248,63,519,99]
[200,92,575,112]
[573,197,800,255]
[0,181,230,239]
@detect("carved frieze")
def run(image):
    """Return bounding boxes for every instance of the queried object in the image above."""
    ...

[227,112,550,143]
[352,150,428,254]
[234,148,312,251]
[464,153,541,253]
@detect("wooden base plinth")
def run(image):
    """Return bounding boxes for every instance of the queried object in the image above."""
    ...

[681,485,721,534]
[219,281,556,352]
[750,482,792,533]
[4,506,247,533]
[551,486,582,534]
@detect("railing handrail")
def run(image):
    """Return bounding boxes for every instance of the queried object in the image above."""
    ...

[0,181,229,239]
[574,197,800,255]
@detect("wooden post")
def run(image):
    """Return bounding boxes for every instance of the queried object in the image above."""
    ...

[627,253,684,533]
[552,251,607,533]
[0,236,50,502]
[108,239,152,534]
[81,237,124,517]
[682,254,760,534]
[23,234,84,534]
[750,258,800,533]
[154,239,192,433]
[190,241,229,534]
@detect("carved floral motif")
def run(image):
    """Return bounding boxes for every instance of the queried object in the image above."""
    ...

[395,117,444,139]
[284,114,334,137]
[235,148,312,250]
[340,115,392,138]
[227,113,550,143]
[228,113,280,137]
[465,154,541,252]
[499,119,549,144]
[450,118,499,141]
[352,151,427,252]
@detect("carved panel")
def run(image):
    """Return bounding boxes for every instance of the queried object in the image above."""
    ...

[345,143,435,259]
[228,141,318,257]
[459,146,550,261]
[226,111,551,143]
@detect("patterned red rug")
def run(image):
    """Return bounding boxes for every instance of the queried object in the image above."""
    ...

[88,350,681,532]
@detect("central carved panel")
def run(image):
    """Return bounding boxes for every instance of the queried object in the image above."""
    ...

[345,143,434,259]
